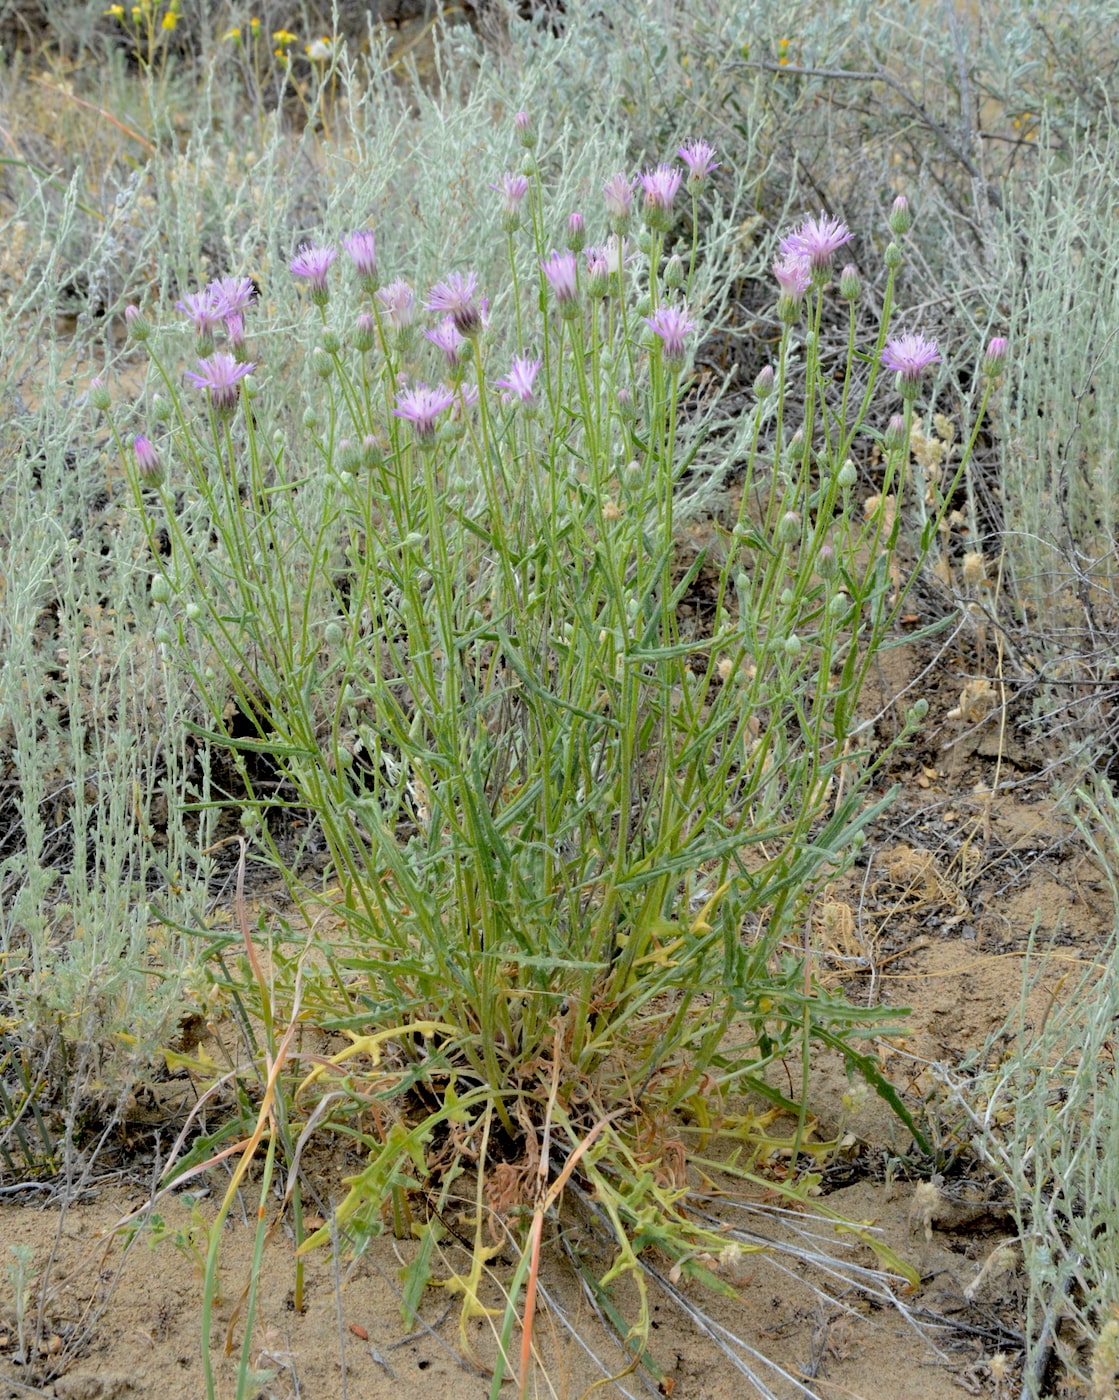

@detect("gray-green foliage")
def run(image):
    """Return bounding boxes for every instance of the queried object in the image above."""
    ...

[959,781,1119,1399]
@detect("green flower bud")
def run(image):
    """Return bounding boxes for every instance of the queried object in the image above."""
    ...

[884,241,903,270]
[150,575,172,604]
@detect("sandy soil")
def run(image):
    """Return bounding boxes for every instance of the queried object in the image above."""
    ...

[3,627,1105,1400]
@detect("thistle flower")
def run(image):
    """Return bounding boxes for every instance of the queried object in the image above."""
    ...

[677,139,719,189]
[343,230,378,292]
[377,279,416,334]
[541,250,579,312]
[881,333,940,395]
[290,243,337,304]
[425,315,466,368]
[492,172,529,231]
[639,164,683,231]
[494,353,542,405]
[643,303,696,367]
[602,173,634,231]
[185,350,255,411]
[425,270,483,337]
[394,382,455,440]
[779,211,852,274]
[773,254,811,321]
[133,434,162,486]
[208,275,257,319]
[175,290,222,343]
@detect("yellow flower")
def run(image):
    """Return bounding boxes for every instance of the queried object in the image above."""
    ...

[272,28,297,47]
[104,3,125,16]
[223,25,241,41]
[161,9,177,28]
[249,16,261,33]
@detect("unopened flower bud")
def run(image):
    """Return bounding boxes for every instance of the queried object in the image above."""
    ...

[828,591,849,619]
[514,110,536,148]
[88,378,111,412]
[150,574,172,604]
[312,347,333,378]
[664,253,685,289]
[982,336,1008,377]
[615,389,636,422]
[884,415,908,451]
[133,433,163,486]
[565,212,586,253]
[884,241,903,269]
[909,697,929,722]
[635,294,653,319]
[777,510,800,545]
[888,195,912,236]
[753,365,774,399]
[303,406,319,430]
[362,434,383,469]
[320,330,341,355]
[837,460,857,488]
[839,264,861,301]
[817,543,838,578]
[324,621,345,647]
[124,303,151,341]
[354,312,375,353]
[784,634,802,657]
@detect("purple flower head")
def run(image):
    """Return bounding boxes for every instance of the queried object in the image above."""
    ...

[983,336,1008,376]
[780,212,852,275]
[565,211,586,253]
[133,434,162,484]
[541,249,579,307]
[639,164,683,230]
[175,290,222,341]
[492,172,529,230]
[881,333,940,394]
[677,140,719,188]
[514,110,536,148]
[290,243,337,303]
[644,303,696,366]
[343,230,378,290]
[184,351,255,411]
[494,353,542,405]
[393,382,456,441]
[602,173,634,231]
[377,279,416,333]
[208,275,256,319]
[773,254,811,320]
[425,270,483,337]
[425,315,466,367]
